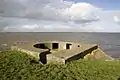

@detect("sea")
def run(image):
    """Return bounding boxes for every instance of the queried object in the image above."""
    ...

[0,32,120,58]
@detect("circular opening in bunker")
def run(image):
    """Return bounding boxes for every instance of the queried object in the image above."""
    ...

[78,45,80,47]
[33,43,48,49]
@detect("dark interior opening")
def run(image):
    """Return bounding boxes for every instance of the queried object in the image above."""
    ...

[33,43,48,49]
[52,43,58,49]
[39,49,51,64]
[78,45,80,47]
[66,44,72,49]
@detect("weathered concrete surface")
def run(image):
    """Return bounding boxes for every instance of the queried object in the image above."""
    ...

[34,41,75,51]
[88,48,113,60]
[52,44,98,59]
[11,46,47,60]
[11,40,114,64]
[47,54,65,64]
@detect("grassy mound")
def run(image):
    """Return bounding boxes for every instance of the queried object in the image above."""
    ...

[0,50,120,80]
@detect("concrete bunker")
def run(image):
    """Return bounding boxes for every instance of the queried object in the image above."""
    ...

[33,41,75,64]
[12,40,113,64]
[31,41,113,64]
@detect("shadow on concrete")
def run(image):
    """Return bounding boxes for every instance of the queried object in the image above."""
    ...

[39,49,51,64]
[65,46,98,63]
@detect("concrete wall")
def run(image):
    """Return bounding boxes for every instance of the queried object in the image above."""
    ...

[70,43,80,49]
[47,54,65,64]
[83,47,113,60]
[56,42,79,50]
[44,43,52,49]
[34,41,80,51]
[44,42,67,50]
[58,42,66,50]
[65,45,98,63]
[11,46,40,60]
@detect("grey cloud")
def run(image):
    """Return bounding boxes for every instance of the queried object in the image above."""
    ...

[114,16,120,24]
[0,0,71,22]
[0,0,26,16]
[0,0,99,21]
[73,18,99,24]
[0,0,100,32]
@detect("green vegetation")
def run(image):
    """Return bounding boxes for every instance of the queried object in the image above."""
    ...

[0,50,120,80]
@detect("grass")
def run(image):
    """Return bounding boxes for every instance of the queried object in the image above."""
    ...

[0,50,120,80]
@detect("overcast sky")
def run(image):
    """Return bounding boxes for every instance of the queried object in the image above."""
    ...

[0,0,120,32]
